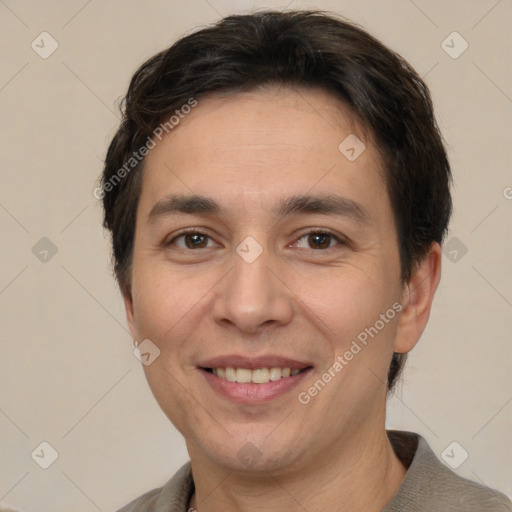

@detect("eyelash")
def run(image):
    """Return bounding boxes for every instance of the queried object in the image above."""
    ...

[166,227,347,252]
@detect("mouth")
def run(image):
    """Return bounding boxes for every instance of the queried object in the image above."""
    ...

[197,357,313,403]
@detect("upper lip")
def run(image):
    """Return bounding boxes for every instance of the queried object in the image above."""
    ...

[198,355,313,371]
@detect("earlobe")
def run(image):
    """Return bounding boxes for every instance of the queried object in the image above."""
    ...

[394,242,442,354]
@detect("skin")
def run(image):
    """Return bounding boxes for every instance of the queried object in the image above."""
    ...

[124,85,442,512]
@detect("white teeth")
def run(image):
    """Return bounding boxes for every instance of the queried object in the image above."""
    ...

[235,368,252,383]
[211,366,304,383]
[269,367,282,381]
[252,368,269,383]
[225,367,236,382]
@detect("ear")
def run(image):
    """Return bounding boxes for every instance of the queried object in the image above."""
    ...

[394,242,442,354]
[123,291,138,343]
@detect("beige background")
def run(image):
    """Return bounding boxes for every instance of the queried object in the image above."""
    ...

[0,0,510,510]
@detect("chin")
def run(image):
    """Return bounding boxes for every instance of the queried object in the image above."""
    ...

[192,429,307,474]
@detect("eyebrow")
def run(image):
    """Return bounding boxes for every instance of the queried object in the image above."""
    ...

[148,193,370,224]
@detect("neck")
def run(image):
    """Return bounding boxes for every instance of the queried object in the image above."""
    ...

[188,426,406,512]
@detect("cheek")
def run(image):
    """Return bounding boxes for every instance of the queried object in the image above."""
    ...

[298,263,400,373]
[131,262,193,342]
[295,266,386,334]
[131,262,222,364]
[131,268,209,430]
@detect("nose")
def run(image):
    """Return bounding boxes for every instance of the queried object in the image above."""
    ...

[211,240,294,334]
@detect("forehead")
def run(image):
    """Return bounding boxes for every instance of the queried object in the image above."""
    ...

[158,85,371,159]
[138,85,388,220]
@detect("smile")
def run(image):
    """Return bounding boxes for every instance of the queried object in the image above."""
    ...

[205,366,306,384]
[200,365,313,403]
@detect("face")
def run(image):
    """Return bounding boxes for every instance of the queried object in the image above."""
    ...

[125,86,408,473]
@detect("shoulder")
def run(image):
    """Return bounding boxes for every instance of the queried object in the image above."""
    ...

[117,489,160,512]
[116,462,194,512]
[427,464,512,510]
[385,431,512,511]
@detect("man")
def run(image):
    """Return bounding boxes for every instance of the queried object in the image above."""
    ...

[99,10,511,512]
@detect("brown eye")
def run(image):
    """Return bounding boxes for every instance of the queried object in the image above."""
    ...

[295,230,344,250]
[183,233,208,249]
[307,233,332,249]
[169,231,214,249]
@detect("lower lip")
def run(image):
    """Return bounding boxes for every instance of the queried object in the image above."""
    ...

[200,368,312,404]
